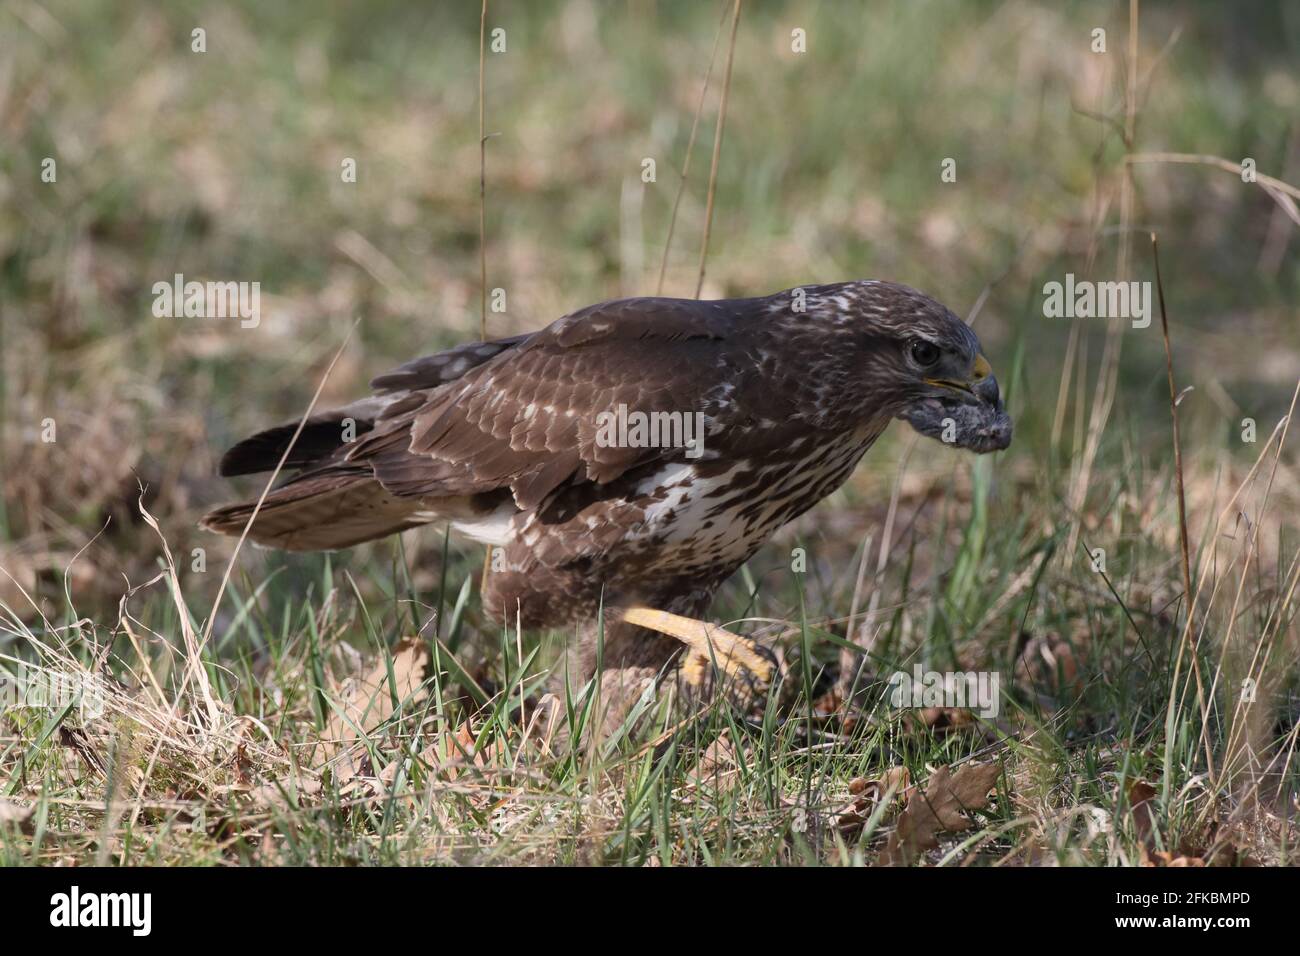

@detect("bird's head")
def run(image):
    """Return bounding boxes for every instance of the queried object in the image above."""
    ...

[792,280,1012,453]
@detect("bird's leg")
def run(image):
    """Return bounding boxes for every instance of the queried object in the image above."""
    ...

[553,606,773,751]
[618,606,773,688]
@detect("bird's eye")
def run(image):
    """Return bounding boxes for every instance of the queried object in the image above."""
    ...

[910,340,940,367]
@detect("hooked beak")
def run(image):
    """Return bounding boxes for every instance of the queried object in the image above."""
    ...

[924,354,999,405]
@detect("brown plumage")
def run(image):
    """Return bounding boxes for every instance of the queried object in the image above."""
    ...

[203,280,1010,731]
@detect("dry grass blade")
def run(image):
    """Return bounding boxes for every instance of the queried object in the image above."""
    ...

[1151,234,1193,626]
[693,0,742,298]
[656,0,728,295]
[1127,152,1300,202]
[115,322,360,860]
[1151,233,1213,780]
[1064,0,1139,564]
[478,0,489,339]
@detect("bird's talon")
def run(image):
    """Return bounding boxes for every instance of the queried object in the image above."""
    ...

[619,606,773,686]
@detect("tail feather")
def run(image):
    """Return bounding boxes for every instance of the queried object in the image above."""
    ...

[200,469,427,551]
[205,336,531,551]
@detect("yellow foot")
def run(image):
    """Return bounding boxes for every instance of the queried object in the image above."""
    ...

[619,606,774,688]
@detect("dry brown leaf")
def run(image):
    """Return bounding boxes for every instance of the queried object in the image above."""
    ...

[438,721,488,777]
[689,731,739,793]
[376,718,490,791]
[1127,783,1239,867]
[877,761,1001,865]
[319,636,429,783]
[835,766,910,838]
[374,694,566,796]
[917,707,976,731]
[233,741,254,787]
[1127,780,1160,863]
[527,692,565,756]
[59,725,107,777]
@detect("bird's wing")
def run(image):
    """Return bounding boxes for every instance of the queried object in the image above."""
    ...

[215,334,529,479]
[347,295,761,511]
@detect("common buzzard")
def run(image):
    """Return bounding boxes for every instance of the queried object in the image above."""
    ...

[203,280,1011,730]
